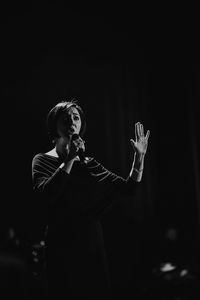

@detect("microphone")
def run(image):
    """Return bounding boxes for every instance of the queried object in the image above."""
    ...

[71,134,85,163]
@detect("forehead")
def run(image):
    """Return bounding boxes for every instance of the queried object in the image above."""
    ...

[66,106,80,115]
[59,106,80,118]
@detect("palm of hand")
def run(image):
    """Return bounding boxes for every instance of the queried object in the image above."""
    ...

[130,122,150,155]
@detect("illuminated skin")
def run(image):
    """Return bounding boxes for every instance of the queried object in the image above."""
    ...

[131,122,150,157]
[46,106,85,164]
[129,122,150,181]
[56,106,82,138]
[55,106,85,161]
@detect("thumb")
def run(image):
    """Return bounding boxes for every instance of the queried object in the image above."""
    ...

[130,139,137,150]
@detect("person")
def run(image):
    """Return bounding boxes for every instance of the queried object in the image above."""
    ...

[31,99,150,300]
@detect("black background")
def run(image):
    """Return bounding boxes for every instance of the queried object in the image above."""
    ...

[1,2,200,299]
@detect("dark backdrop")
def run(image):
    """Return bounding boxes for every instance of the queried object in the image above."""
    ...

[1,3,200,298]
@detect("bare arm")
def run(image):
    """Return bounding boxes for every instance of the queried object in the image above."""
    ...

[129,122,150,182]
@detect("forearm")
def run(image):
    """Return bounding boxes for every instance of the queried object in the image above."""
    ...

[59,157,77,174]
[35,158,76,201]
[129,153,145,182]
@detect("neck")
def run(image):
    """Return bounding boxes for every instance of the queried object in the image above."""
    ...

[56,140,69,160]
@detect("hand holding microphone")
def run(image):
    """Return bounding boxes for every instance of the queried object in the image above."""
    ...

[61,134,86,173]
[70,134,86,163]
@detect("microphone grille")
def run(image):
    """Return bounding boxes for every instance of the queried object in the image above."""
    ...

[71,133,79,141]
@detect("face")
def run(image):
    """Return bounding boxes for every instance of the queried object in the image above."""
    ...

[56,106,82,140]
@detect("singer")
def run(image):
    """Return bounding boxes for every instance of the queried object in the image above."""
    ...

[31,99,150,299]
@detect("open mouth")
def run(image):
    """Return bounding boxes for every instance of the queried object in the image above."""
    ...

[68,127,75,134]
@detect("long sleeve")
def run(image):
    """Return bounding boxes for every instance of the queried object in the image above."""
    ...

[32,154,70,205]
[82,158,139,216]
[32,153,139,217]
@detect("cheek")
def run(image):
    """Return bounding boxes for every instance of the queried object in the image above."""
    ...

[57,123,66,136]
[78,121,82,130]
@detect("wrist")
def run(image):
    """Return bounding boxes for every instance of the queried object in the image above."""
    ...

[130,168,143,182]
[134,167,143,172]
[134,152,144,168]
[60,158,76,174]
[135,152,145,161]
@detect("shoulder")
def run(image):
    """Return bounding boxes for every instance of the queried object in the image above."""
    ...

[32,153,58,166]
[32,153,45,168]
[32,153,46,162]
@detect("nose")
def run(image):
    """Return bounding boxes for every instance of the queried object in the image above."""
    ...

[68,115,77,129]
[71,116,76,126]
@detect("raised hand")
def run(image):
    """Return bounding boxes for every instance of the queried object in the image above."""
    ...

[130,122,150,156]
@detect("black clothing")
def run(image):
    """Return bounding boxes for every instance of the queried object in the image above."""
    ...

[32,153,138,299]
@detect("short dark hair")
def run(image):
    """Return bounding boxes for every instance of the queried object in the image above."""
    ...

[46,99,86,142]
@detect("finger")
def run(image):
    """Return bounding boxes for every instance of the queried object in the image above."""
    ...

[135,122,140,140]
[140,123,144,136]
[135,123,139,141]
[145,130,150,141]
[81,141,85,150]
[137,122,141,137]
[130,139,136,149]
[138,122,144,137]
[79,144,85,151]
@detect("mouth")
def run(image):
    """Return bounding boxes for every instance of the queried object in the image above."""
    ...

[68,126,75,133]
[67,127,76,136]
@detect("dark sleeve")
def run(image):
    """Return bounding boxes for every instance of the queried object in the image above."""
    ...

[87,158,138,194]
[84,158,140,216]
[32,154,70,206]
